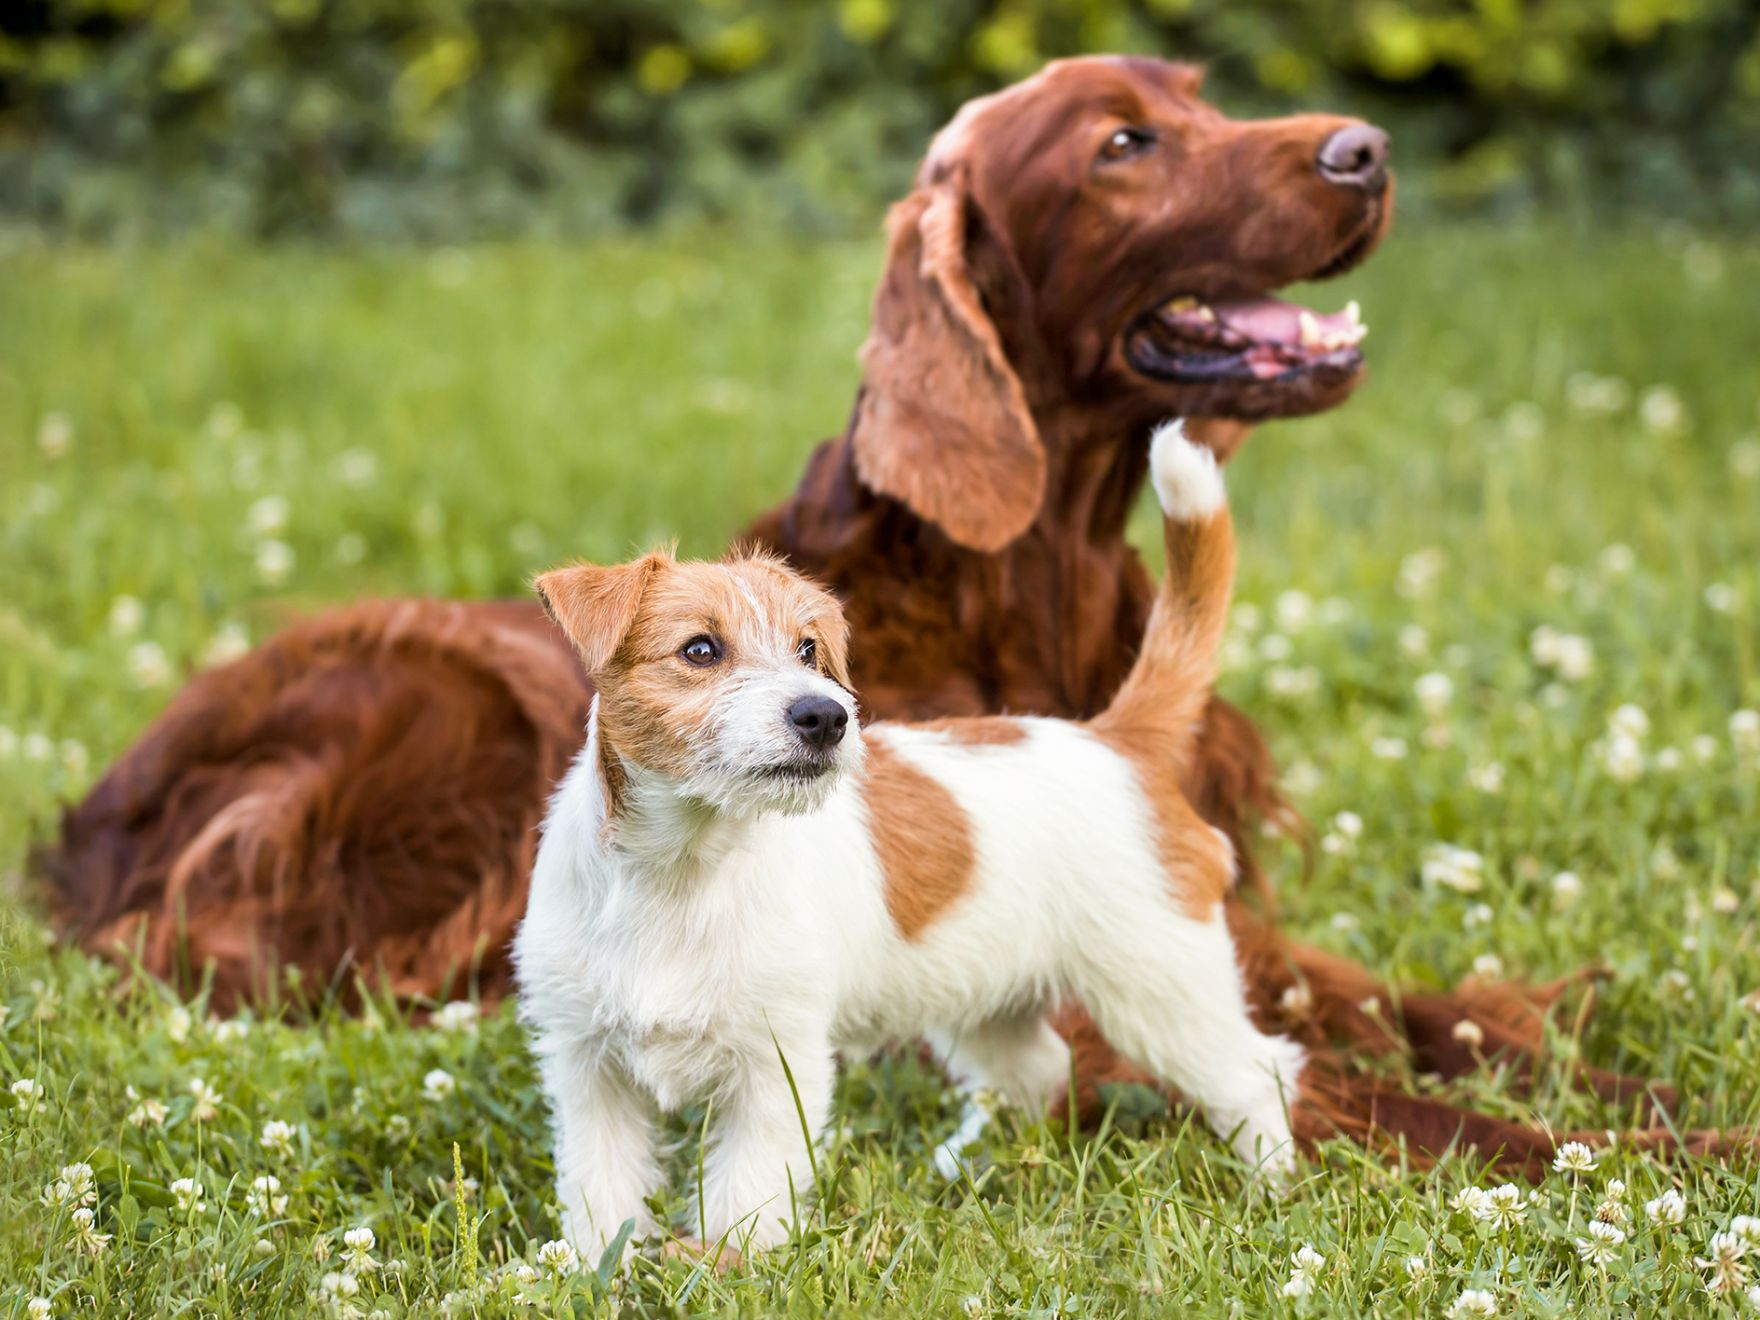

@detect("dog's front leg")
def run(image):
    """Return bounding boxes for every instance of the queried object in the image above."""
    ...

[541,1046,662,1261]
[694,1041,835,1254]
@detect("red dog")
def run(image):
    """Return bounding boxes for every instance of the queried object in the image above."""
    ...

[44,57,1733,1175]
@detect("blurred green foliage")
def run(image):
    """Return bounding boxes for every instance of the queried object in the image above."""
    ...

[2,0,1758,238]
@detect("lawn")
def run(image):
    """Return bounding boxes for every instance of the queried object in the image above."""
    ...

[1,221,1758,1315]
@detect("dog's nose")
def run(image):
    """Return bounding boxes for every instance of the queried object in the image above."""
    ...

[787,695,848,750]
[1317,123,1389,194]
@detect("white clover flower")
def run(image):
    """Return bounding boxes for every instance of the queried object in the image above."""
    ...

[1692,734,1719,763]
[165,1004,193,1042]
[1398,623,1430,658]
[1447,1287,1497,1317]
[171,1177,207,1213]
[422,1069,456,1101]
[1733,1216,1760,1247]
[1730,438,1760,480]
[188,1077,223,1122]
[1330,912,1360,933]
[37,411,74,459]
[1265,664,1320,699]
[202,622,252,668]
[1451,1186,1491,1218]
[1415,671,1454,718]
[108,595,145,638]
[1661,968,1695,1005]
[1566,372,1629,414]
[125,1084,168,1129]
[212,1017,250,1044]
[1452,1020,1484,1048]
[335,448,378,487]
[27,1299,51,1319]
[1602,733,1646,783]
[1279,983,1314,1020]
[536,1238,578,1276]
[431,1001,479,1034]
[1576,1219,1626,1264]
[127,641,174,690]
[41,1162,96,1211]
[1397,547,1447,599]
[70,1205,112,1256]
[1651,844,1683,880]
[1555,635,1595,682]
[12,1078,45,1113]
[1274,590,1313,633]
[1599,543,1637,577]
[22,732,52,762]
[386,1114,412,1141]
[1553,1142,1598,1175]
[1647,1189,1687,1225]
[1697,1230,1749,1298]
[1654,746,1682,772]
[1481,1183,1527,1229]
[319,1270,360,1298]
[1463,902,1493,928]
[255,539,296,586]
[1638,385,1686,435]
[343,1224,380,1272]
[248,495,291,537]
[1609,704,1651,740]
[1403,1254,1429,1280]
[1472,953,1504,978]
[248,1174,288,1217]
[1280,1244,1325,1297]
[260,1118,297,1156]
[1705,583,1739,615]
[1321,811,1362,857]
[1422,844,1485,893]
[1371,736,1408,761]
[1733,710,1760,757]
[1713,887,1740,915]
[1468,762,1505,794]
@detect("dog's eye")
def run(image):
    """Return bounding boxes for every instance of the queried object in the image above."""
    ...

[1100,126,1155,161]
[679,635,722,667]
[796,637,817,669]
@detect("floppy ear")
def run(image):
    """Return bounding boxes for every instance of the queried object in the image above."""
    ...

[852,169,1044,554]
[533,556,663,674]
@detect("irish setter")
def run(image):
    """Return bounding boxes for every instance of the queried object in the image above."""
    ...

[43,57,1735,1177]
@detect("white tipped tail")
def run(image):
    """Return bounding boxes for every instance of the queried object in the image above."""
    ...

[1149,420,1225,521]
[1093,420,1236,765]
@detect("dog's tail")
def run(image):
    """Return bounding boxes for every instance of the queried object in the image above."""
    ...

[1092,420,1235,763]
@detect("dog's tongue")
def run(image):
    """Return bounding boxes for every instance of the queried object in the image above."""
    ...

[1214,296,1363,349]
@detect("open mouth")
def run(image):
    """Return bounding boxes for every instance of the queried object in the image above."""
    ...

[1129,293,1368,385]
[1123,210,1382,404]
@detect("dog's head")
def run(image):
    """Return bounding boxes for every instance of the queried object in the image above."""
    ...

[535,550,862,818]
[855,55,1392,552]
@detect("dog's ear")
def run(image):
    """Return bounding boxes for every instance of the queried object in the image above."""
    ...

[534,555,664,673]
[852,167,1044,554]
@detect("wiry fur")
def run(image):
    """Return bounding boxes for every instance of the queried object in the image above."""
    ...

[517,429,1300,1258]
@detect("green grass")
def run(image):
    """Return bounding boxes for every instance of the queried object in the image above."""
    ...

[2,221,1759,1315]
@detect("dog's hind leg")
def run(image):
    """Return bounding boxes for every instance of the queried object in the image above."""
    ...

[1079,908,1305,1178]
[928,1010,1071,1179]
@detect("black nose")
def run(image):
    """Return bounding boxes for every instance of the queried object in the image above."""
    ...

[787,695,848,750]
[1317,123,1389,194]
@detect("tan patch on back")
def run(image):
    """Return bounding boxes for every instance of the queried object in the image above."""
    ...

[914,716,1028,747]
[1089,722,1232,921]
[860,735,977,939]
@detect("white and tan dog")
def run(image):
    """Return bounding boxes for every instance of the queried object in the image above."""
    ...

[515,422,1302,1261]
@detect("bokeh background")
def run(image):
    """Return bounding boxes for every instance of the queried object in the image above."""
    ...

[4,0,1760,238]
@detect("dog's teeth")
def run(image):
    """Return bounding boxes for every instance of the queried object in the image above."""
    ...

[1297,311,1323,348]
[1194,304,1217,324]
[1344,300,1361,326]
